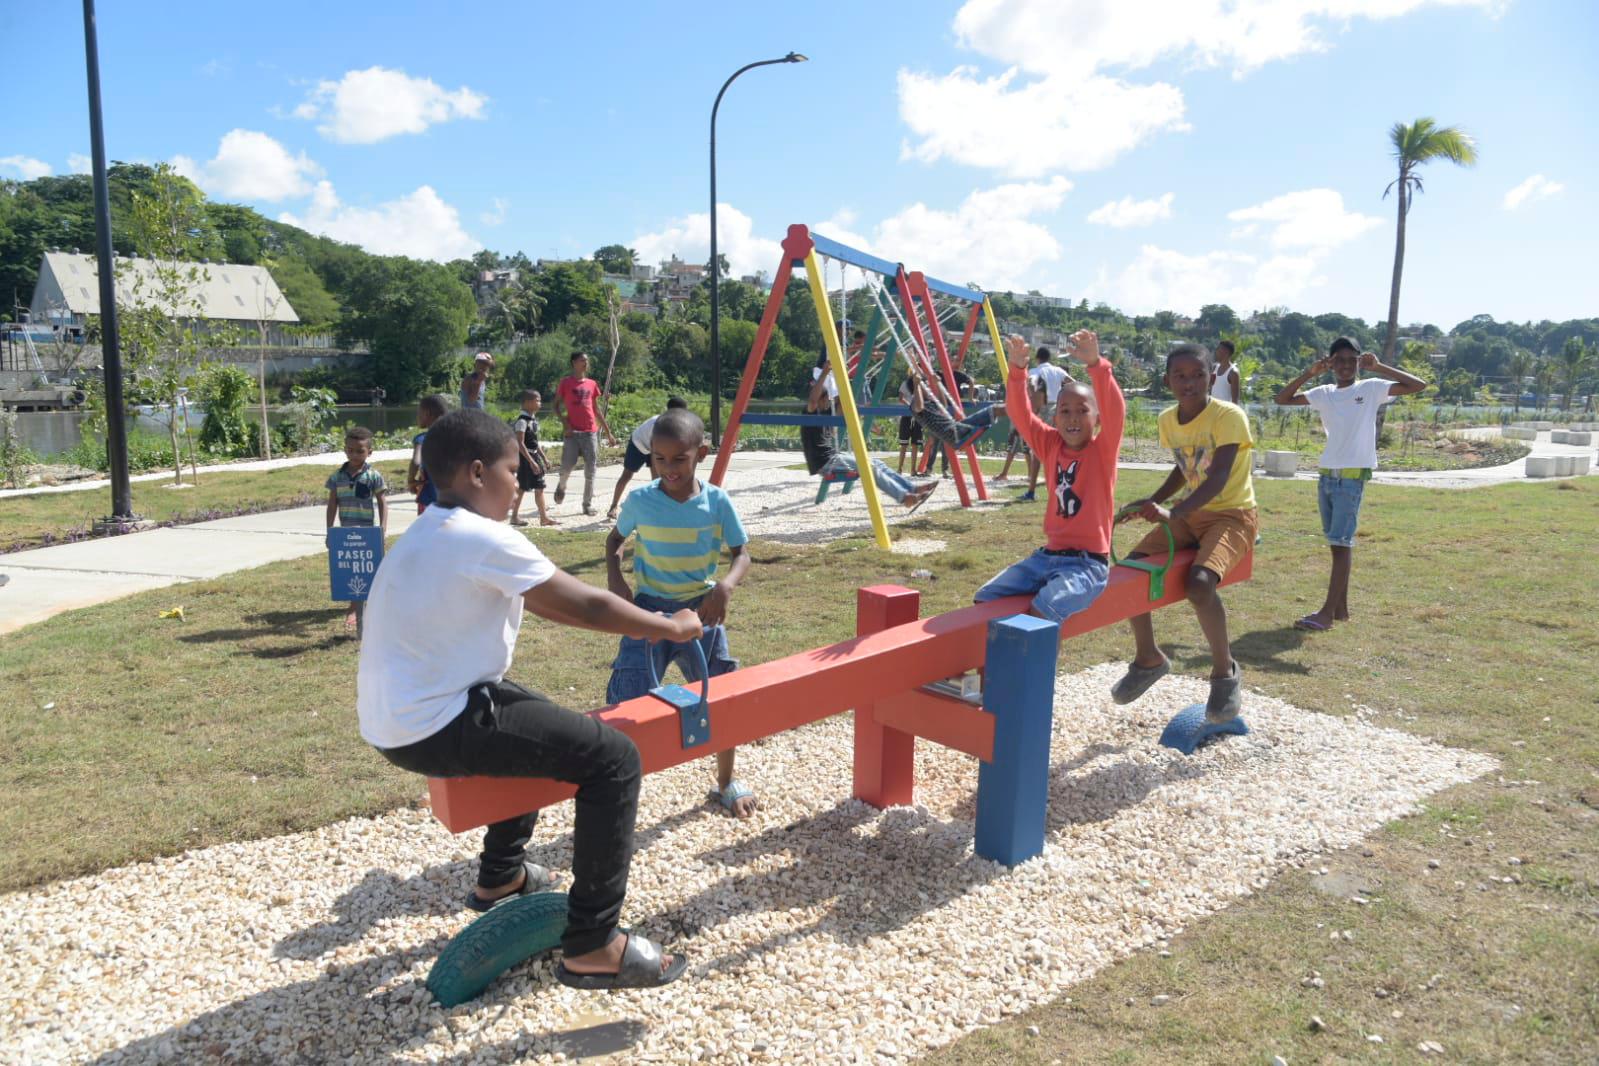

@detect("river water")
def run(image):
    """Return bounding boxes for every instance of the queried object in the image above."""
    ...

[11,405,420,457]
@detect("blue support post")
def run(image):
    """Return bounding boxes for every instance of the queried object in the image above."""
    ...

[974,614,1060,866]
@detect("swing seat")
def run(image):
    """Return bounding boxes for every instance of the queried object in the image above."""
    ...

[815,467,859,504]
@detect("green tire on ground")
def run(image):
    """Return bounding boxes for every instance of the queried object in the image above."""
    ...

[425,891,569,1007]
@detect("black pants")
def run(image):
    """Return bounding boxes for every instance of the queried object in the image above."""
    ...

[380,679,641,957]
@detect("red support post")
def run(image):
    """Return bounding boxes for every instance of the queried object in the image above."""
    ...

[898,270,974,507]
[709,224,811,486]
[913,276,989,502]
[852,584,921,808]
[952,303,981,371]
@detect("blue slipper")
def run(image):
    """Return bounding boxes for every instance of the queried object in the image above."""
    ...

[716,780,756,816]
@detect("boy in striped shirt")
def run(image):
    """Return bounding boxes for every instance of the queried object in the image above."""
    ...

[603,408,756,817]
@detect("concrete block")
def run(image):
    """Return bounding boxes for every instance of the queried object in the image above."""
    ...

[1566,431,1592,446]
[1551,430,1569,444]
[1575,455,1592,475]
[1525,456,1555,478]
[1555,455,1577,476]
[1263,450,1299,476]
[1503,426,1536,441]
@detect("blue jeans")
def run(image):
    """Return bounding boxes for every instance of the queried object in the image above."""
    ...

[1318,471,1367,547]
[821,456,916,502]
[606,592,738,703]
[974,549,1110,624]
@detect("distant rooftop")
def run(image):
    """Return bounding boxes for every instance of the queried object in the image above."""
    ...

[36,252,298,323]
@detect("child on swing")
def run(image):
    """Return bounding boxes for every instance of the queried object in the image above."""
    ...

[973,331,1124,623]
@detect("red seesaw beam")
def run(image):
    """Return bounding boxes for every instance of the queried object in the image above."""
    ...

[428,549,1253,833]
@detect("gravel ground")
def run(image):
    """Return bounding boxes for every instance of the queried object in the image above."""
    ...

[3,664,1493,1065]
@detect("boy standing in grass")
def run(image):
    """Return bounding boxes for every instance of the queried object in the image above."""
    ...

[326,426,387,629]
[359,409,697,989]
[604,408,757,817]
[407,395,448,515]
[510,389,557,528]
[1275,337,1427,631]
[974,331,1123,621]
[1113,344,1257,723]
[1211,340,1241,404]
[553,351,618,517]
[605,396,690,521]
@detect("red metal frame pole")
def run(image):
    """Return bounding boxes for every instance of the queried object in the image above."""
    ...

[709,224,810,486]
[852,584,921,808]
[912,275,989,502]
[953,303,981,370]
[899,270,972,505]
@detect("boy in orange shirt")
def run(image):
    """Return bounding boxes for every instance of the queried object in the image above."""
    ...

[974,330,1124,621]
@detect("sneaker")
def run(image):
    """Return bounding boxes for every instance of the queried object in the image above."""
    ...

[1018,490,1036,501]
[1205,661,1242,723]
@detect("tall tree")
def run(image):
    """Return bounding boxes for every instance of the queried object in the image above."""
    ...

[592,244,637,275]
[1506,349,1534,414]
[1557,337,1592,410]
[1381,118,1479,363]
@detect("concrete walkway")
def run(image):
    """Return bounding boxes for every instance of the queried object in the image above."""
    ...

[0,450,799,635]
[0,447,414,500]
[3,430,1593,636]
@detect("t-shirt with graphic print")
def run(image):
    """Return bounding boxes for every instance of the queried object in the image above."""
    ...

[1006,359,1125,555]
[326,463,387,526]
[615,479,749,602]
[1157,398,1256,512]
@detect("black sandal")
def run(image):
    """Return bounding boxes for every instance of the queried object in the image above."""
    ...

[464,861,556,913]
[556,933,689,990]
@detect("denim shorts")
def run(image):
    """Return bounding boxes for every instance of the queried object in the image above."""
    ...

[973,548,1110,624]
[605,592,737,704]
[1318,471,1367,547]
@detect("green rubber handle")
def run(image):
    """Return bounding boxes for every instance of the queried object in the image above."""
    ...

[1111,504,1176,601]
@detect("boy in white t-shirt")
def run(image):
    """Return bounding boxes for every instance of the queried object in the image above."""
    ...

[605,396,689,521]
[1275,337,1427,632]
[357,409,701,990]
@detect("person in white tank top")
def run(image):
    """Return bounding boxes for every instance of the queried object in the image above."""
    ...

[1210,340,1240,404]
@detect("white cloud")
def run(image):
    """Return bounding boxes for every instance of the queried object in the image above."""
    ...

[631,203,784,279]
[295,67,487,144]
[1503,173,1563,211]
[902,0,1496,174]
[872,177,1074,290]
[1225,188,1380,250]
[898,66,1187,176]
[171,130,321,202]
[1087,192,1175,227]
[480,197,508,226]
[0,155,53,180]
[279,181,480,261]
[67,153,93,175]
[1094,244,1324,315]
[1095,186,1381,313]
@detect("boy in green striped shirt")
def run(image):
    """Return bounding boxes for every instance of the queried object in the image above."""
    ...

[604,408,756,817]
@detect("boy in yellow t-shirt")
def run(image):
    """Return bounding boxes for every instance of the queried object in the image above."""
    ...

[1112,344,1258,723]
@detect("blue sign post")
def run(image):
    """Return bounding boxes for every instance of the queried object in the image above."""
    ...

[328,526,384,601]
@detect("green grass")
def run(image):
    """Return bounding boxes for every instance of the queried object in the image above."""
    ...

[1,475,1596,1060]
[0,461,411,553]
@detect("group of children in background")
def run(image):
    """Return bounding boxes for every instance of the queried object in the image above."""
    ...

[329,326,1421,991]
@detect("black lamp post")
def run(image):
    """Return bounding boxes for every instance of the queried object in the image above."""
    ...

[709,51,806,447]
[82,0,134,522]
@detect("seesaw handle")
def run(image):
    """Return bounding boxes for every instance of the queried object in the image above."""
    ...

[645,620,711,706]
[1111,504,1176,601]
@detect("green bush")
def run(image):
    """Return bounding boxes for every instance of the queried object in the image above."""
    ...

[195,362,259,457]
[0,408,38,488]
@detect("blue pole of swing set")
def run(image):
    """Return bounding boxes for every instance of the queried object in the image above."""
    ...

[708,52,807,448]
[82,0,135,521]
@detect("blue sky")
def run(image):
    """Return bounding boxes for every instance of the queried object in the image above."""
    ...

[4,1,1593,329]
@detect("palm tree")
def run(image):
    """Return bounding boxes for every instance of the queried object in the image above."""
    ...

[1381,118,1479,363]
[1557,337,1592,410]
[1533,359,1557,413]
[1506,349,1533,415]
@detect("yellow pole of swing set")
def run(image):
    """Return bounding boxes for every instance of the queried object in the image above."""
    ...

[804,251,892,550]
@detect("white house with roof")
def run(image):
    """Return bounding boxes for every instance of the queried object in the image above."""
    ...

[28,251,305,346]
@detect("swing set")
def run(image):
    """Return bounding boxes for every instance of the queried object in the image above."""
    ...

[708,224,1010,549]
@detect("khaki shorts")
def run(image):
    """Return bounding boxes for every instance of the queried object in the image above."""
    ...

[1133,507,1258,579]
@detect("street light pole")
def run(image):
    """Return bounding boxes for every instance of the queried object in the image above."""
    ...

[82,0,134,521]
[709,51,806,448]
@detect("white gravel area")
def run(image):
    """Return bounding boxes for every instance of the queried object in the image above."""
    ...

[3,664,1493,1065]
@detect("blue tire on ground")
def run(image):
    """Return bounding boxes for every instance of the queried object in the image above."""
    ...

[1158,703,1249,756]
[425,891,569,1007]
